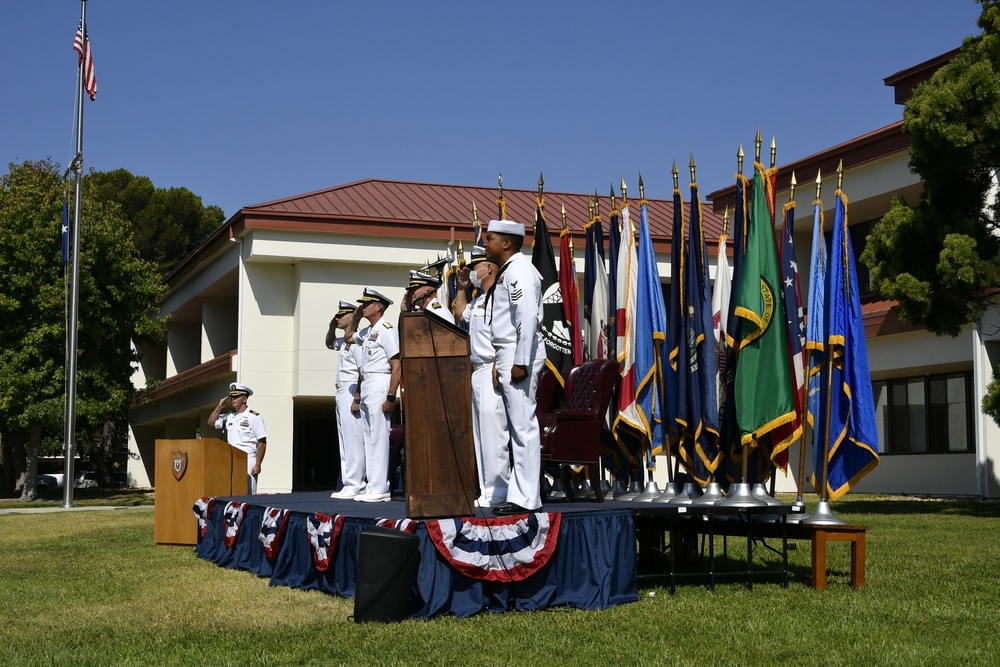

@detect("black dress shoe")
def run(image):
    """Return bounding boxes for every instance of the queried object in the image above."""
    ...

[491,502,540,516]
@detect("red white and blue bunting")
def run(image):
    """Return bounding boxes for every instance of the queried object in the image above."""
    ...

[258,507,290,561]
[192,496,216,539]
[223,501,248,548]
[306,512,345,572]
[375,517,419,534]
[425,512,562,582]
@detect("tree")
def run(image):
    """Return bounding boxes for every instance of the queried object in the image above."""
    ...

[860,1,1000,424]
[0,159,167,499]
[863,1,1000,337]
[85,168,225,275]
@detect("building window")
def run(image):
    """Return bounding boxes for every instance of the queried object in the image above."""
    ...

[872,372,973,454]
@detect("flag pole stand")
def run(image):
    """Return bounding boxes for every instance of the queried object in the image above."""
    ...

[665,480,704,506]
[719,442,766,508]
[652,450,681,502]
[690,477,724,506]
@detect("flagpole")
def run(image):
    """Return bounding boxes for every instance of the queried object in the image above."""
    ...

[63,0,89,508]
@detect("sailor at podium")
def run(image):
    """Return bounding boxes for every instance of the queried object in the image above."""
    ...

[208,382,267,494]
[454,246,510,508]
[401,269,456,324]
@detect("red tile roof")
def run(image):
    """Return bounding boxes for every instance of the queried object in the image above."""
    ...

[238,178,727,250]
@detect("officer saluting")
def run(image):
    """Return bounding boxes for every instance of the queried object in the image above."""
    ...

[402,270,456,324]
[343,287,400,503]
[208,382,267,494]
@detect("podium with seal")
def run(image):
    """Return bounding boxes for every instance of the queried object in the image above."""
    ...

[154,438,247,546]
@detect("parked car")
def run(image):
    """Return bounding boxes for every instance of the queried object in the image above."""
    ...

[75,471,98,488]
[36,473,65,488]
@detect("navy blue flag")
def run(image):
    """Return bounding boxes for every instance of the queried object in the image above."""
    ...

[678,184,721,484]
[665,189,685,456]
[720,175,748,483]
[607,206,621,361]
[61,199,70,268]
[812,190,879,500]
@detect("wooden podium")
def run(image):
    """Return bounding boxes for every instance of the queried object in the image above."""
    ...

[154,438,247,546]
[399,311,476,518]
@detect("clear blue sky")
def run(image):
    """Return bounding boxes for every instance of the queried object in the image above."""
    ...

[1,1,984,220]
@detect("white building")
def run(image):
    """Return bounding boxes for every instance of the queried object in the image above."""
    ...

[129,48,1000,498]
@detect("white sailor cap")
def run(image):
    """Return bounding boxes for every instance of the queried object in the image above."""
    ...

[407,270,442,290]
[358,286,393,307]
[229,382,253,398]
[336,299,356,316]
[468,245,488,266]
[487,219,525,237]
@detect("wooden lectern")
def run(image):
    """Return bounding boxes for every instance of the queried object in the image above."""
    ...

[399,311,476,518]
[154,438,247,546]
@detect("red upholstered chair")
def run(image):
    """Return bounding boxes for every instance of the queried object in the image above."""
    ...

[534,367,561,434]
[539,359,619,502]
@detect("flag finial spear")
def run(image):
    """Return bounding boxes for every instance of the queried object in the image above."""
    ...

[498,173,503,199]
[815,168,823,201]
[610,183,617,211]
[561,202,568,230]
[472,200,479,223]
[790,171,797,202]
[672,160,679,191]
[754,128,762,164]
[837,159,844,189]
[588,196,594,220]
[723,205,730,237]
[770,136,777,169]
[594,189,601,218]
[620,177,628,205]
[538,172,544,198]
[638,173,645,200]
[689,153,697,184]
[737,143,744,176]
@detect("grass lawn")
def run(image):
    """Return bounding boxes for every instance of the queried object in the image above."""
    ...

[0,494,997,666]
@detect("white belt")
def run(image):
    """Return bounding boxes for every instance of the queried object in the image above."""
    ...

[363,370,391,375]
[472,362,492,371]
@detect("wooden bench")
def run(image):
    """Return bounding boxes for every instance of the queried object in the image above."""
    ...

[791,523,868,590]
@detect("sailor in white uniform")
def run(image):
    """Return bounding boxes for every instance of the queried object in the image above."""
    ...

[344,287,400,503]
[455,246,510,508]
[208,382,267,495]
[483,219,545,515]
[402,269,456,324]
[326,299,366,499]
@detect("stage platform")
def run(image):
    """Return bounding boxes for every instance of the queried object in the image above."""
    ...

[193,492,641,619]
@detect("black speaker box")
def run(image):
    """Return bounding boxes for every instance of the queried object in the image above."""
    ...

[353,526,420,623]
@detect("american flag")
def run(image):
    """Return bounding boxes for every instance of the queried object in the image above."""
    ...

[73,21,97,101]
[779,202,806,436]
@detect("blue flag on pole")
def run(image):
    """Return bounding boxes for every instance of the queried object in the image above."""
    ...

[817,191,879,500]
[635,200,668,463]
[805,200,828,475]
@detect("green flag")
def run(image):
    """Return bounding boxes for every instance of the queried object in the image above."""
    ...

[734,162,796,447]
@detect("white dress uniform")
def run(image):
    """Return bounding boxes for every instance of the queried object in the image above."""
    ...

[334,337,365,495]
[353,317,399,497]
[463,293,510,506]
[489,251,545,510]
[214,408,267,494]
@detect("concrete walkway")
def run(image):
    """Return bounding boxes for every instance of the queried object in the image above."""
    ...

[0,504,152,515]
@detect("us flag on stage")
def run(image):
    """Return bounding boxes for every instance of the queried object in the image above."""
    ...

[74,21,97,101]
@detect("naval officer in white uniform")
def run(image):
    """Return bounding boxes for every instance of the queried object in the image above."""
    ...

[483,219,545,516]
[343,287,400,503]
[455,246,510,508]
[326,299,366,499]
[402,269,456,324]
[208,382,267,495]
